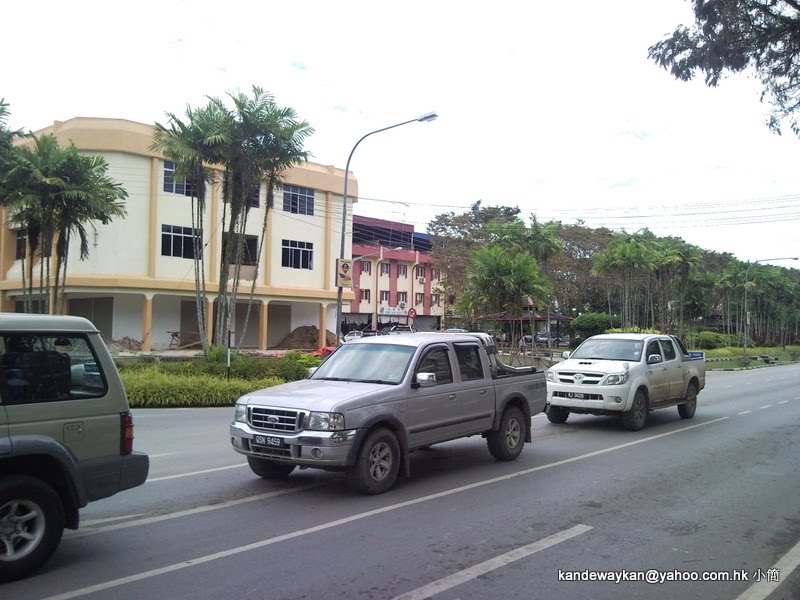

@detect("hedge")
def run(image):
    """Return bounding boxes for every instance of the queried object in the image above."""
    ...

[122,369,284,408]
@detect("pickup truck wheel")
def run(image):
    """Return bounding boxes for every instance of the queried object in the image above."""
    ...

[621,390,648,431]
[546,406,570,424]
[487,406,526,461]
[247,457,295,479]
[0,476,65,583]
[678,383,698,419]
[346,428,400,495]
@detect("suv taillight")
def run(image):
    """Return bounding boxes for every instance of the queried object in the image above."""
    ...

[120,411,134,455]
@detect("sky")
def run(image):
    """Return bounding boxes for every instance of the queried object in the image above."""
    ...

[3,0,799,266]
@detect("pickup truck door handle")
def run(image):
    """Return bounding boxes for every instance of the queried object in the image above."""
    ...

[448,394,457,400]
[480,389,487,395]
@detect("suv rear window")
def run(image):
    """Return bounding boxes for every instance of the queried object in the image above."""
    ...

[0,333,108,405]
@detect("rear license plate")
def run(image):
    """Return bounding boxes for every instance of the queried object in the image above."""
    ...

[254,434,284,448]
[567,392,586,399]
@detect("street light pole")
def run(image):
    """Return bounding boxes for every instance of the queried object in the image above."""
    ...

[742,256,798,361]
[334,112,438,344]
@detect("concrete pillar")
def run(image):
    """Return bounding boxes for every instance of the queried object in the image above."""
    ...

[142,295,153,352]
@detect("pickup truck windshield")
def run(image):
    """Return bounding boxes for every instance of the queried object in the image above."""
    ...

[571,339,644,362]
[312,343,415,384]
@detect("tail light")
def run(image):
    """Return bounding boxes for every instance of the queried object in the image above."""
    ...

[120,411,134,455]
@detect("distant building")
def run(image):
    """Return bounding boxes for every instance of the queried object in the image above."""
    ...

[1,117,355,350]
[346,216,442,331]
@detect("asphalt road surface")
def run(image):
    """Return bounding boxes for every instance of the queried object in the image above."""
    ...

[6,364,800,600]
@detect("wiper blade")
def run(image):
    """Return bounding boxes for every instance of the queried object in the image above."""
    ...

[318,377,351,381]
[357,379,391,384]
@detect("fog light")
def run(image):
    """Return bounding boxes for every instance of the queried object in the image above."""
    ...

[311,448,324,459]
[612,396,622,403]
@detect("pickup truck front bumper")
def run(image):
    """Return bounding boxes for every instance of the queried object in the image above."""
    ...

[547,383,632,413]
[230,422,357,468]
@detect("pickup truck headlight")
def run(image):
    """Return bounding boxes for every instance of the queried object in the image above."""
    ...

[545,371,556,382]
[234,403,247,423]
[307,412,345,431]
[603,373,629,385]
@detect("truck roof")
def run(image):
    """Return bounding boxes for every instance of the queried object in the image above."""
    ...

[0,314,99,333]
[350,331,495,348]
[588,333,672,341]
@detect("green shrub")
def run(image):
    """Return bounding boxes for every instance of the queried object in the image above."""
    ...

[569,313,619,338]
[695,331,728,350]
[122,369,284,408]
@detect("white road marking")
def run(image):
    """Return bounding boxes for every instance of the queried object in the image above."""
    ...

[760,405,773,410]
[148,452,178,459]
[47,417,728,599]
[778,400,789,404]
[147,463,247,482]
[390,524,593,600]
[65,484,324,539]
[735,534,800,600]
[738,411,752,415]
[79,514,146,527]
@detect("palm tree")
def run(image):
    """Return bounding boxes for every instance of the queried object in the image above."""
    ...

[1,134,127,313]
[152,101,233,353]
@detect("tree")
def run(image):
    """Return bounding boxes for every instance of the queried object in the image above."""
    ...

[0,133,127,313]
[428,201,520,323]
[649,0,800,136]
[457,245,550,350]
[153,87,312,348]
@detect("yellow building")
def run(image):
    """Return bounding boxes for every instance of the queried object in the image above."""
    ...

[0,117,355,351]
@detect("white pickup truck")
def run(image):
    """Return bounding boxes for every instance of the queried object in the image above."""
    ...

[231,332,546,494]
[545,333,705,431]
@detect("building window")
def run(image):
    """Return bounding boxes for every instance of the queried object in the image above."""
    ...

[161,225,198,259]
[398,264,407,278]
[415,293,424,305]
[360,261,371,274]
[380,290,390,303]
[398,292,407,304]
[281,239,313,270]
[222,233,259,266]
[282,184,315,215]
[431,268,439,280]
[432,293,440,306]
[163,161,192,196]
[380,263,391,276]
[15,231,26,260]
[415,266,425,278]
[361,289,371,302]
[248,184,261,208]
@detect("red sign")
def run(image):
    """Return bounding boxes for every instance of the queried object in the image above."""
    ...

[407,308,417,318]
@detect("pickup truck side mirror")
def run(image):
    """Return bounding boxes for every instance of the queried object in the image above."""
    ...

[647,354,662,365]
[414,372,437,388]
[561,351,571,360]
[307,367,318,378]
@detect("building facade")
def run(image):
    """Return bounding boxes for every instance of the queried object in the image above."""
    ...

[0,117,356,350]
[345,216,443,332]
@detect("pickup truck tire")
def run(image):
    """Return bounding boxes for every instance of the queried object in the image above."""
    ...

[0,476,65,583]
[678,383,698,419]
[546,406,570,424]
[247,457,295,479]
[487,406,525,461]
[621,390,648,431]
[346,428,400,495]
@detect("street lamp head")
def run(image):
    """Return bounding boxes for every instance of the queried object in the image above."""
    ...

[417,112,438,122]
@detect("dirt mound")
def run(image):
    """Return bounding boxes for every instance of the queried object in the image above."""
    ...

[276,325,337,349]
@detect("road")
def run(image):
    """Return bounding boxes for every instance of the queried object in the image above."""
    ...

[6,364,800,600]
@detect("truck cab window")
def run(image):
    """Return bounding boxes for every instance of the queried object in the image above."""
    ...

[660,340,677,361]
[416,347,453,385]
[453,344,484,381]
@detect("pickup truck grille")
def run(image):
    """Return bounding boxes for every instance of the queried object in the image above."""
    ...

[556,372,603,385]
[249,406,306,432]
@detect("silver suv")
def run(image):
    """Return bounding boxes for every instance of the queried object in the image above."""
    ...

[0,314,149,581]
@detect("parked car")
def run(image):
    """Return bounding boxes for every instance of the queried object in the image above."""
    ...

[387,325,416,334]
[0,314,149,581]
[343,331,364,342]
[535,333,563,346]
[360,329,383,337]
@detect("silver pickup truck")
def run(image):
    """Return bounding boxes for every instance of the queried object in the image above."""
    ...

[231,332,546,494]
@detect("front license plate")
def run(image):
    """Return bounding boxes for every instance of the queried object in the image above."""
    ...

[254,434,284,448]
[567,392,586,399]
